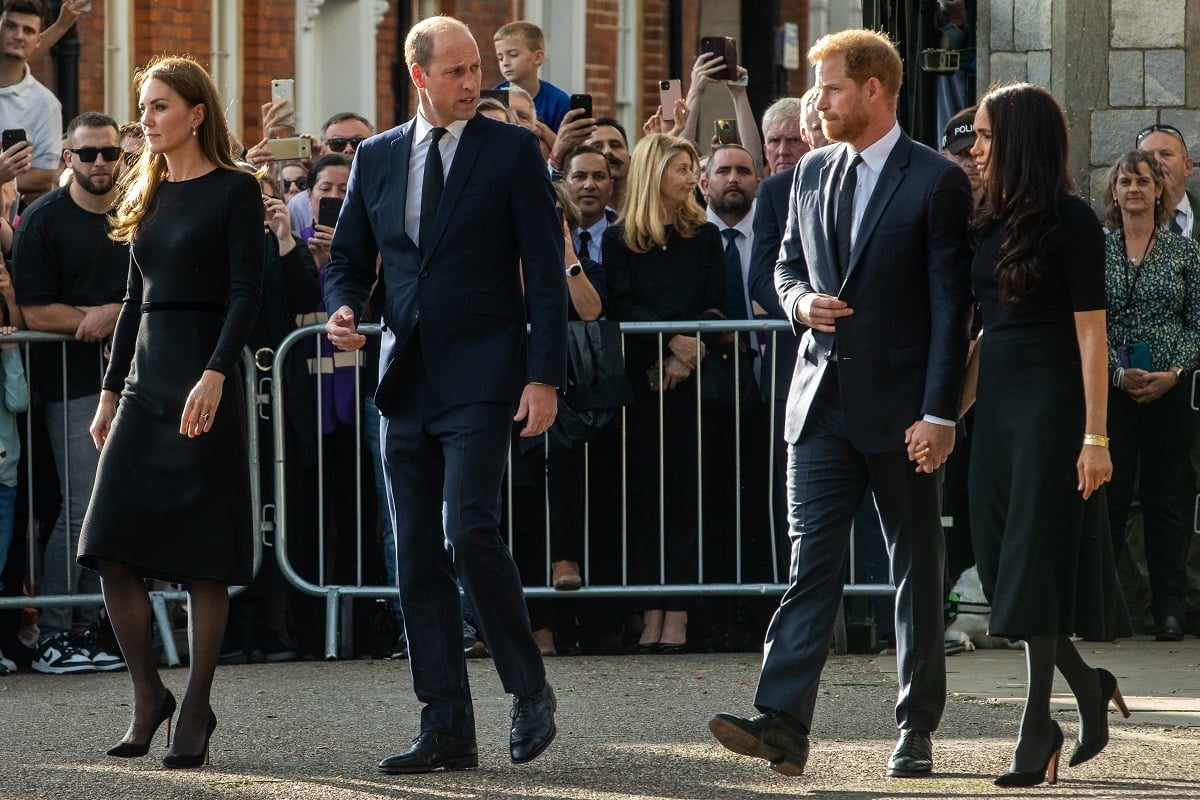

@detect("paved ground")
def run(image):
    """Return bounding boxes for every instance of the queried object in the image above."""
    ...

[2,635,1198,799]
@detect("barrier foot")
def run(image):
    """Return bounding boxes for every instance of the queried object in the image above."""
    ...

[324,589,339,661]
[151,593,182,668]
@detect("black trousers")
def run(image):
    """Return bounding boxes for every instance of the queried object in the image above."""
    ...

[1107,383,1193,623]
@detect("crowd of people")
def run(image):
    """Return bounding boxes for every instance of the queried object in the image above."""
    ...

[0,2,1196,776]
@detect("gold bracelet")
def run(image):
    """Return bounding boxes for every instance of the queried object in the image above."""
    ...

[1082,434,1110,448]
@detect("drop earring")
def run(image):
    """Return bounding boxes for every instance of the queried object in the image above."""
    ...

[192,127,198,137]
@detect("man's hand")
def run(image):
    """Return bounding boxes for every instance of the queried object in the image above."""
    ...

[74,303,121,342]
[549,108,596,169]
[689,52,725,96]
[667,334,705,368]
[905,420,955,473]
[0,142,31,184]
[326,305,365,352]
[261,98,295,139]
[1128,370,1178,403]
[661,355,693,391]
[515,382,558,437]
[795,293,854,332]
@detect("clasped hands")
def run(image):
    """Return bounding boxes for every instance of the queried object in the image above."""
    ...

[1119,367,1178,404]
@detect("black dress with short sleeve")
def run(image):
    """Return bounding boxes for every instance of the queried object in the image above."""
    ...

[78,168,264,585]
[968,195,1127,640]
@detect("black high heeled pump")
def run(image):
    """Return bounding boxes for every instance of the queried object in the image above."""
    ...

[106,689,176,758]
[162,707,217,769]
[994,722,1063,787]
[1069,667,1131,767]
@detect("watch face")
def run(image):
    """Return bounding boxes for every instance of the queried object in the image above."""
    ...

[566,264,582,276]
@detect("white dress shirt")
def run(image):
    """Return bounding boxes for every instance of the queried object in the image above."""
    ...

[404,111,469,248]
[1171,195,1194,238]
[844,121,903,252]
[574,216,609,263]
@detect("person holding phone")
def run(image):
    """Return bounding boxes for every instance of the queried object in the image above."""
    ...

[0,0,64,204]
[677,49,763,174]
[1102,149,1200,643]
[298,153,350,268]
[77,55,263,768]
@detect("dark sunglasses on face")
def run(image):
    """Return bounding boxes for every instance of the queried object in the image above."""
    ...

[1136,124,1188,149]
[282,177,307,192]
[68,146,122,163]
[325,136,366,152]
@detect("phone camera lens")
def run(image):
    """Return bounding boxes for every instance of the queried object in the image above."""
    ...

[660,81,670,90]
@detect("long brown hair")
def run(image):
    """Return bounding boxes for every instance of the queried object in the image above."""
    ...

[1103,150,1169,230]
[972,83,1072,307]
[110,56,242,243]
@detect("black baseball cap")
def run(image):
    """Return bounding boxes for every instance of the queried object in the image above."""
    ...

[941,107,977,155]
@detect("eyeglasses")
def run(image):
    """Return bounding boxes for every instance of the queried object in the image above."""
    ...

[68,146,122,163]
[325,136,366,152]
[1136,124,1188,149]
[282,177,307,192]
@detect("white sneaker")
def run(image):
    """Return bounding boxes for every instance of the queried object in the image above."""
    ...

[80,629,126,672]
[31,632,95,674]
[0,647,14,674]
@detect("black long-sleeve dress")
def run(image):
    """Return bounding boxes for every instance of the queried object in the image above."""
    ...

[968,195,1127,639]
[78,168,264,585]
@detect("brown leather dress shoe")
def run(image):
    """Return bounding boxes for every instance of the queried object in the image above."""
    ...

[378,731,478,774]
[708,709,810,776]
[551,561,582,591]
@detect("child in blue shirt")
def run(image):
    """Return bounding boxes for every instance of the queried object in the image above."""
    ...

[493,20,571,133]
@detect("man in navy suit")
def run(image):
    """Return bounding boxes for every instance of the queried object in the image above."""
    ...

[324,15,566,774]
[710,29,972,778]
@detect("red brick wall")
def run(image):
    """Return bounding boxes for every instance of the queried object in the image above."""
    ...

[133,1,211,71]
[639,0,668,125]
[442,0,520,92]
[374,0,401,130]
[243,0,297,139]
[583,0,618,118]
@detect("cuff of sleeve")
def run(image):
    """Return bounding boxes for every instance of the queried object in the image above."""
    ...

[923,414,956,427]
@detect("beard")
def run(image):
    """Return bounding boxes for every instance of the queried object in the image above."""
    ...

[821,102,870,144]
[72,168,114,196]
[709,188,752,218]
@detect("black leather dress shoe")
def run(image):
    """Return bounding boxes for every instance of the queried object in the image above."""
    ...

[378,731,478,774]
[708,710,810,776]
[887,730,933,777]
[510,682,557,763]
[1156,615,1184,642]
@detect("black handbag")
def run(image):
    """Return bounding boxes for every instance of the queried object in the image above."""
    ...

[700,339,763,409]
[546,320,634,450]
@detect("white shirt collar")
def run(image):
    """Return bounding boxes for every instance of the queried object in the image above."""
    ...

[706,201,755,238]
[851,120,903,174]
[413,109,469,143]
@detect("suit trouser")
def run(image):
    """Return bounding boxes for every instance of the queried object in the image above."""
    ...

[754,368,946,733]
[382,346,544,738]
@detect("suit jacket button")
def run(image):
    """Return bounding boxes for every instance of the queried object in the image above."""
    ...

[419,270,428,278]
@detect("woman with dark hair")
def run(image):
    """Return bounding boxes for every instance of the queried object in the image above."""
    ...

[604,133,723,652]
[1102,150,1200,643]
[77,55,263,768]
[954,83,1128,786]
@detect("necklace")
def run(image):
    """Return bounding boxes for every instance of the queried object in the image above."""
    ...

[1125,227,1155,265]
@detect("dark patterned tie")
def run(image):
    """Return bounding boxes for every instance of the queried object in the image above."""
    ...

[1169,211,1184,236]
[577,229,592,261]
[835,153,863,279]
[723,228,746,320]
[419,127,447,252]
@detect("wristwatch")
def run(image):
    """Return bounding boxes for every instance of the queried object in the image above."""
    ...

[565,262,582,277]
[1170,365,1185,381]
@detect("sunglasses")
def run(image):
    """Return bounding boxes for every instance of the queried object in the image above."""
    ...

[282,177,307,192]
[1136,124,1188,148]
[325,136,366,152]
[68,146,122,163]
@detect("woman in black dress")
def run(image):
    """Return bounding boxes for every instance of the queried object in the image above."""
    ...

[77,56,263,768]
[955,83,1128,786]
[604,133,724,652]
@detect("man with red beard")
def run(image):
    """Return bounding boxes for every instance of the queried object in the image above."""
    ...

[708,29,972,779]
[13,111,129,675]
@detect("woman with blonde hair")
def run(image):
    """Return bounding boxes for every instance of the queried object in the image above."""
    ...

[603,133,723,652]
[77,55,263,768]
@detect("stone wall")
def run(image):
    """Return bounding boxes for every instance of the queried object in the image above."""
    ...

[979,0,1200,209]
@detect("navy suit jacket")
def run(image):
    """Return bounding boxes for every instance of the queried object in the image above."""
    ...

[775,133,973,451]
[749,165,800,401]
[323,113,567,411]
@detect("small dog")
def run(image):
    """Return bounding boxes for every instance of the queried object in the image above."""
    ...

[945,566,1023,651]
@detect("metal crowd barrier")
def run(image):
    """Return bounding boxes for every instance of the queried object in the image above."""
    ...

[0,335,263,668]
[271,321,897,660]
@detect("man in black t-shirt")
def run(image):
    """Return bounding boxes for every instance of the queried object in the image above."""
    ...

[12,111,128,674]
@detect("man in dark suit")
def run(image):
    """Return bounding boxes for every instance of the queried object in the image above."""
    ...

[323,15,566,773]
[709,29,972,778]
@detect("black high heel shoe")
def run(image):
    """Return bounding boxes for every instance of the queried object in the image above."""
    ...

[106,689,176,758]
[994,721,1063,787]
[162,708,217,769]
[1069,667,1131,767]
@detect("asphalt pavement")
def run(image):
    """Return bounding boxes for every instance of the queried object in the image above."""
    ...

[2,634,1197,799]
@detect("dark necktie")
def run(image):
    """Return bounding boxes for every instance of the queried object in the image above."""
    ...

[723,228,746,320]
[419,127,447,252]
[835,153,863,278]
[577,229,592,261]
[1169,211,1184,236]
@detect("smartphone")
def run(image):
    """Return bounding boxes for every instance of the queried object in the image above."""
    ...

[569,93,593,119]
[658,80,682,122]
[270,79,296,128]
[317,196,343,229]
[714,118,739,145]
[1116,342,1151,371]
[699,35,739,81]
[1,128,26,152]
[480,88,510,107]
[264,136,312,160]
